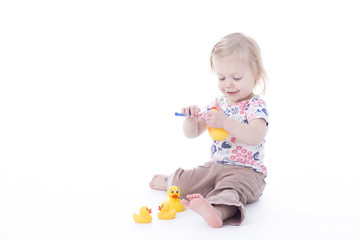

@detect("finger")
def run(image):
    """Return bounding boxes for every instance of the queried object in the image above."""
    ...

[205,115,212,124]
[189,105,195,118]
[181,107,186,115]
[186,107,192,117]
[190,105,199,118]
[182,107,190,117]
[215,99,223,111]
[195,108,201,118]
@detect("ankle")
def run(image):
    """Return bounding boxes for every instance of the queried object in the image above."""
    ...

[213,204,237,221]
[214,208,223,220]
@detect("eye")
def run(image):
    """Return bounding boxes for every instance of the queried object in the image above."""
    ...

[233,77,242,81]
[171,190,174,194]
[219,77,225,81]
[176,190,179,194]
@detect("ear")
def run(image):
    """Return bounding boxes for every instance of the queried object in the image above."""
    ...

[254,71,261,84]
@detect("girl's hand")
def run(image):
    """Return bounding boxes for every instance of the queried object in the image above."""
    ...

[182,105,207,138]
[205,101,227,128]
[181,105,201,119]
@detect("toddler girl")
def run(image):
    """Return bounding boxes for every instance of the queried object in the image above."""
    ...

[150,32,268,228]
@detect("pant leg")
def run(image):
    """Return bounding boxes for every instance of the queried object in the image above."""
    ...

[207,188,246,225]
[167,161,218,199]
[214,204,238,221]
[206,164,266,225]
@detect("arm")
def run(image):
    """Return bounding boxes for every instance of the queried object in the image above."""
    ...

[181,105,207,138]
[206,110,267,146]
[223,118,267,146]
[183,118,207,138]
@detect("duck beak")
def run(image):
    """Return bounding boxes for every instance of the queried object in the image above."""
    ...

[158,206,161,210]
[149,209,152,214]
[171,194,178,199]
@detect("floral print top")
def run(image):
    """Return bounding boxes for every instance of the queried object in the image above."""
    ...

[201,96,269,177]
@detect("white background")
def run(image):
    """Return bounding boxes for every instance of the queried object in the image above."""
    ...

[1,0,360,239]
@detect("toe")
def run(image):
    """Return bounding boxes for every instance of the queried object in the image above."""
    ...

[181,199,190,207]
[195,194,201,198]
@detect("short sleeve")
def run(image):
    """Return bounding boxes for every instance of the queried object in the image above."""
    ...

[246,98,269,126]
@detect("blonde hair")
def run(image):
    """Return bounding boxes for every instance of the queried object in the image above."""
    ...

[210,33,267,96]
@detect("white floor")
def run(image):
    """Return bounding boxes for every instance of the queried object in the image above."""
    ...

[124,170,360,240]
[1,167,359,240]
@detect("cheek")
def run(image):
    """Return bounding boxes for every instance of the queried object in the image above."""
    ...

[233,81,244,89]
[218,81,225,89]
[238,78,254,89]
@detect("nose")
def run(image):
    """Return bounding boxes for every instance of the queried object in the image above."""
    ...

[225,78,234,88]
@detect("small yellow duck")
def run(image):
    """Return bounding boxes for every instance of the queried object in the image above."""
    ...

[161,186,185,212]
[158,203,176,220]
[206,107,229,141]
[133,206,152,223]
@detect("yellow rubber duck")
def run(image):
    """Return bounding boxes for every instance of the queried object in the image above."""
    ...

[133,206,152,223]
[158,203,176,220]
[206,107,229,141]
[161,186,185,212]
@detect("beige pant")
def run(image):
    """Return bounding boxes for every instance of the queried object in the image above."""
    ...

[167,161,266,225]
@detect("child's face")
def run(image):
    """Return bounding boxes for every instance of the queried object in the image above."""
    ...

[213,54,257,105]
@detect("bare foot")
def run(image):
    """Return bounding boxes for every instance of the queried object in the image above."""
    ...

[149,174,168,191]
[182,194,223,228]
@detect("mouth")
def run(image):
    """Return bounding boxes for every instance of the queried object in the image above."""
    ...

[171,194,178,199]
[226,90,239,96]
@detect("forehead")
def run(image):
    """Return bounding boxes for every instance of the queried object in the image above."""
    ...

[213,54,251,74]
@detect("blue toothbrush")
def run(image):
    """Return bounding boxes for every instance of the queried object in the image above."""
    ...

[174,112,189,117]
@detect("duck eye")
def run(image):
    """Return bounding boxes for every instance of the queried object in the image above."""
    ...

[176,190,179,194]
[171,190,174,194]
